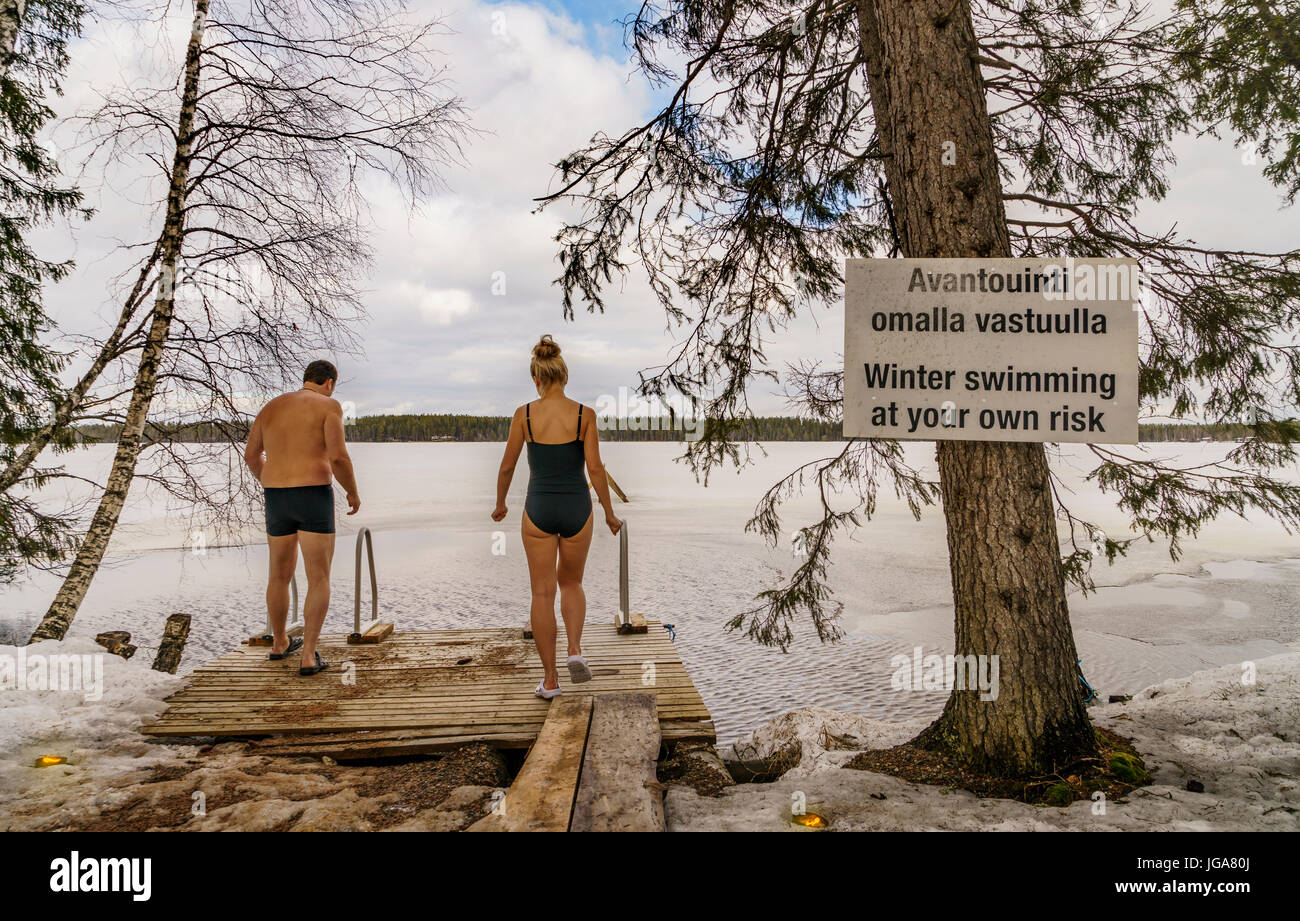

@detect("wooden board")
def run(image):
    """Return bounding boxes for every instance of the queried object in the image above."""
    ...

[141,623,714,758]
[616,612,648,635]
[467,695,593,833]
[347,621,393,644]
[571,694,664,832]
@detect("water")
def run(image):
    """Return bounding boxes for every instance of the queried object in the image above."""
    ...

[2,441,1297,743]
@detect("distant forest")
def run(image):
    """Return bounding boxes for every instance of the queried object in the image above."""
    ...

[75,416,1275,444]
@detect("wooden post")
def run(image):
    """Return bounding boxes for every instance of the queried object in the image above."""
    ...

[152,613,191,674]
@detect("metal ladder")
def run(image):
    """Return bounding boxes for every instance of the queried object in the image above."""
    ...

[266,527,383,638]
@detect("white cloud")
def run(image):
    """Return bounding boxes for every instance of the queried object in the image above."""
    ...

[26,0,1300,421]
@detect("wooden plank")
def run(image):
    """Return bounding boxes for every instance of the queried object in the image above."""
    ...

[242,717,716,761]
[570,694,665,832]
[616,612,649,635]
[245,624,304,647]
[347,621,394,644]
[467,696,594,832]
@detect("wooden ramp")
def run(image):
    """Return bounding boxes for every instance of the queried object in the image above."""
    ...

[469,693,664,832]
[141,622,713,760]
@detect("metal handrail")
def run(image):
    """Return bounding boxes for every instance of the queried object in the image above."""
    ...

[354,526,379,634]
[264,530,378,638]
[618,519,629,627]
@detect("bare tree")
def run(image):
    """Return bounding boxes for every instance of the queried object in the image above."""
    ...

[26,0,468,641]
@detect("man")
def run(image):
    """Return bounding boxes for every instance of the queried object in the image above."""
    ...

[244,360,360,676]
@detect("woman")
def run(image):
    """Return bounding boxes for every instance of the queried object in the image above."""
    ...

[493,335,622,699]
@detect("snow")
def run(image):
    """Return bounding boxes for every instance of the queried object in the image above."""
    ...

[2,639,1296,831]
[668,651,1300,831]
[0,637,185,828]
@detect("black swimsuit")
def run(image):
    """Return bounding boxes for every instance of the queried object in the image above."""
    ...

[524,403,592,538]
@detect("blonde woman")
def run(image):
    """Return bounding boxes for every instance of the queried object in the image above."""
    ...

[493,335,622,698]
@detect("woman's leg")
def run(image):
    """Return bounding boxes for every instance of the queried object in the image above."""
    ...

[557,512,594,657]
[521,510,561,690]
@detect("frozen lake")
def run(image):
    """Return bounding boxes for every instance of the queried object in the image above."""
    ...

[2,441,1297,744]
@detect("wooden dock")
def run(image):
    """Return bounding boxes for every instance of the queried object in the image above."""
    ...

[141,621,714,761]
[470,693,665,832]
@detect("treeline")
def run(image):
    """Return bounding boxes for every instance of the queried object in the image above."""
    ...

[1137,422,1260,442]
[342,414,843,442]
[75,414,843,443]
[74,417,1286,444]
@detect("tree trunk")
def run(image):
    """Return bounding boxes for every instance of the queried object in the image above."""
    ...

[855,0,1097,775]
[152,612,191,674]
[29,0,209,644]
[0,1,26,75]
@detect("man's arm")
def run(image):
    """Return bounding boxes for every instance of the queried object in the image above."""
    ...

[243,413,265,482]
[324,400,360,514]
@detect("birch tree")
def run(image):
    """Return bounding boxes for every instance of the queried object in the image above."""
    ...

[26,0,467,640]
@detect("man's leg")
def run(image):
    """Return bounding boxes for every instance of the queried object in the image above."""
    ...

[296,530,336,668]
[267,534,299,655]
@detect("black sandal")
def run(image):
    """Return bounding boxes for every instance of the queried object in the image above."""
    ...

[299,652,329,676]
[268,636,303,661]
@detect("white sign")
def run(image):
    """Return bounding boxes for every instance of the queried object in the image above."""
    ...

[843,258,1139,443]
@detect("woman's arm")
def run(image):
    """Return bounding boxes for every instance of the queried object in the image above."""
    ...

[492,407,526,521]
[582,407,622,534]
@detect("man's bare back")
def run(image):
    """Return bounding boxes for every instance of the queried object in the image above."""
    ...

[250,390,339,488]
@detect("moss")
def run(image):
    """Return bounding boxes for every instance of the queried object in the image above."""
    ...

[1108,751,1151,784]
[1044,783,1073,806]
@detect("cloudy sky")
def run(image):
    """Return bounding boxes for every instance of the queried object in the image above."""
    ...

[34,0,1298,418]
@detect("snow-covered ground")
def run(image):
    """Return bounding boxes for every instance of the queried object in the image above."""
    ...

[2,638,1296,831]
[669,651,1300,831]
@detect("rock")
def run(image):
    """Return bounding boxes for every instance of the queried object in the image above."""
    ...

[95,632,136,659]
[723,739,803,783]
[386,786,503,832]
[1186,779,1205,793]
[659,742,735,796]
[289,789,384,832]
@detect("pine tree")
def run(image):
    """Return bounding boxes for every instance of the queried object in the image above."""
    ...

[1173,0,1300,201]
[0,0,87,582]
[538,0,1300,776]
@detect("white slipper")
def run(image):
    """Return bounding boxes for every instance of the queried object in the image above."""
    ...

[535,681,562,700]
[567,655,592,684]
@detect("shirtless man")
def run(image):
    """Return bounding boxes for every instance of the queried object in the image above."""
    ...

[243,360,360,675]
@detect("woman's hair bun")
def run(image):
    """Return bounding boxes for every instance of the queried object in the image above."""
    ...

[533,335,561,360]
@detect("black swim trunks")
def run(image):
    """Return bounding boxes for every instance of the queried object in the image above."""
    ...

[264,485,335,537]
